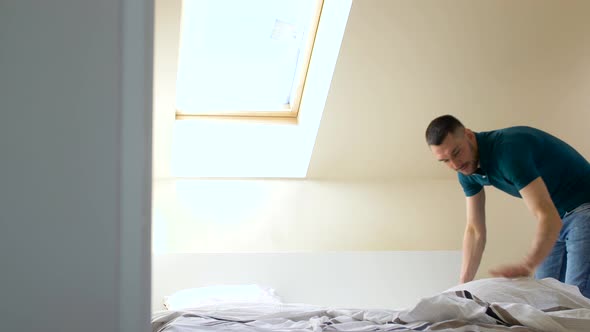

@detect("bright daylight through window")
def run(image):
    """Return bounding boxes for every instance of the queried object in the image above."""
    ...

[169,0,351,178]
[176,0,322,119]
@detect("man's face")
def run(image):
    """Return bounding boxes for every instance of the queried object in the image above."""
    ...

[430,129,478,175]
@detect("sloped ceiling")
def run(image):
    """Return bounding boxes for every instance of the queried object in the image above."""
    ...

[307,0,590,180]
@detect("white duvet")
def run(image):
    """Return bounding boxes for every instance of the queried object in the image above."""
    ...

[152,278,590,332]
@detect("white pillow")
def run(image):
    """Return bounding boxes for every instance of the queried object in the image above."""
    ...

[164,284,282,310]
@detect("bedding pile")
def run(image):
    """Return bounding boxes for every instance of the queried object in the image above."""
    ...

[152,278,590,332]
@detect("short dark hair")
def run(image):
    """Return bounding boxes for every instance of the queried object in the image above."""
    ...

[425,115,464,145]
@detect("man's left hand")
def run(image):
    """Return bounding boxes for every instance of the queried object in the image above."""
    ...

[489,263,532,279]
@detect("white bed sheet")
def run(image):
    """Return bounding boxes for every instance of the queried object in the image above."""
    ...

[152,278,590,332]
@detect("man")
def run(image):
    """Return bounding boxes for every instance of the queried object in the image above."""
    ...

[426,115,590,297]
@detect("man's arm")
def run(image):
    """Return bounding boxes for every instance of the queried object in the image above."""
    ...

[460,188,486,283]
[489,176,562,277]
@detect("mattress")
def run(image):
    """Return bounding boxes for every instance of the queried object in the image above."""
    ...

[152,278,590,332]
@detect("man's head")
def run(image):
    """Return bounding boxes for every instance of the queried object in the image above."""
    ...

[426,115,479,175]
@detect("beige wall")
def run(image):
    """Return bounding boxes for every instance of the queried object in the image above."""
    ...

[153,0,590,279]
[153,179,463,252]
[153,0,180,178]
[153,179,535,279]
[309,0,590,180]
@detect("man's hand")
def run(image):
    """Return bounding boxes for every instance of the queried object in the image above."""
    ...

[489,263,532,278]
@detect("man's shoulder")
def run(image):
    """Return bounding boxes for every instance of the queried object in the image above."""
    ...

[486,126,544,139]
[483,126,545,150]
[498,125,546,136]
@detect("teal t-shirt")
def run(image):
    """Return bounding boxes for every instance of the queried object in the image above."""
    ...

[458,126,590,217]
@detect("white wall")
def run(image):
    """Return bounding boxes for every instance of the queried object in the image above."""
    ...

[152,252,461,311]
[0,1,152,331]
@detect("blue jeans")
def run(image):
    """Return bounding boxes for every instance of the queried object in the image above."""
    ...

[535,202,590,298]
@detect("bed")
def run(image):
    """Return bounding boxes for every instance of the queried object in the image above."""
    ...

[152,278,590,332]
[152,252,590,331]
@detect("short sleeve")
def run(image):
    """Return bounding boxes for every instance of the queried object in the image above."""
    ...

[458,173,483,197]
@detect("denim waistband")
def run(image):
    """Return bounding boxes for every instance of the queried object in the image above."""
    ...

[563,202,590,218]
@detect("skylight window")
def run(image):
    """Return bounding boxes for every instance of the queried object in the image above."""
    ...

[175,0,322,118]
[164,0,353,178]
